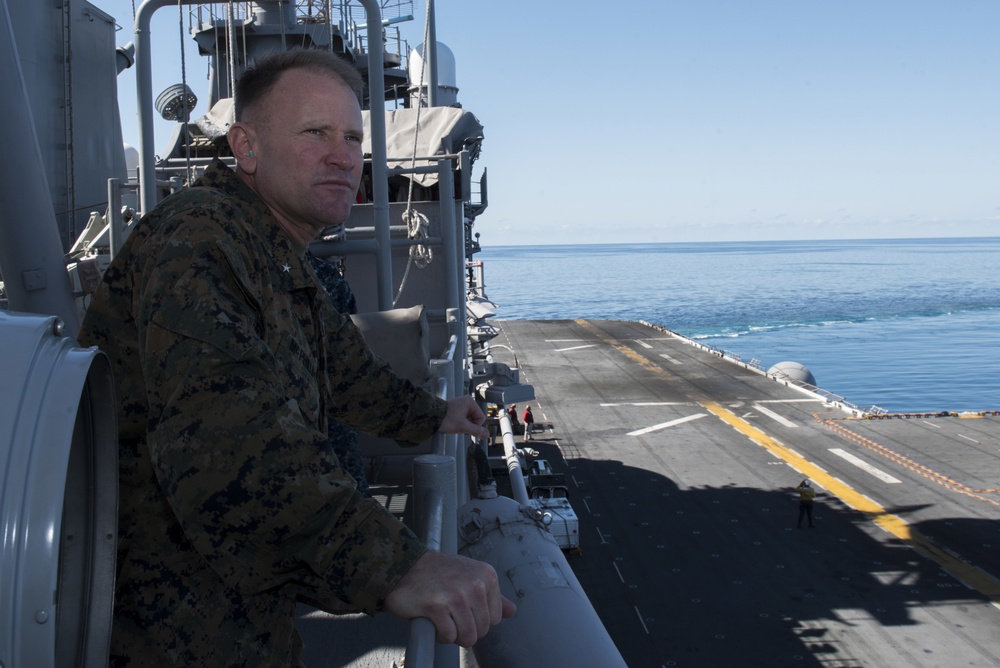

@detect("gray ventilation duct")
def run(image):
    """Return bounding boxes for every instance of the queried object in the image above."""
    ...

[0,312,118,667]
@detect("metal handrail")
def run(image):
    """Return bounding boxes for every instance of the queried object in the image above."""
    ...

[497,413,530,506]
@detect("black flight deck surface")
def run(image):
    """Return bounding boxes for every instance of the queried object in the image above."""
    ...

[496,318,1000,668]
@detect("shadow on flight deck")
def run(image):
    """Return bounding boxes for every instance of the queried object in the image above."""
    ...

[532,441,999,668]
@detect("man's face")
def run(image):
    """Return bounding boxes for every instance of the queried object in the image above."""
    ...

[244,68,364,238]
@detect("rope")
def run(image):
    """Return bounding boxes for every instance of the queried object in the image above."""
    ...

[404,210,431,270]
[393,208,432,306]
[392,0,435,306]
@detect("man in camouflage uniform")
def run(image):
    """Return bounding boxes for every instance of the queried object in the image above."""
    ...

[78,49,513,666]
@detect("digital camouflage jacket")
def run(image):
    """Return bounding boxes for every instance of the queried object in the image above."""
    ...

[78,159,446,666]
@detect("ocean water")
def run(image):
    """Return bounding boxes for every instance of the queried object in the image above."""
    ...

[478,237,1000,414]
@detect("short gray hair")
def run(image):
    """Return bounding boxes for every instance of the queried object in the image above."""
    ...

[234,49,365,121]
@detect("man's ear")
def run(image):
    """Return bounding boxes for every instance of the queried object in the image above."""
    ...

[228,123,257,173]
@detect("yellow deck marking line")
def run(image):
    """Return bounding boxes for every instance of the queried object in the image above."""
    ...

[576,320,665,375]
[704,401,1000,605]
[573,319,1000,604]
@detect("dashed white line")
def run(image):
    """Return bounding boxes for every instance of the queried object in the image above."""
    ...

[959,434,980,444]
[660,353,682,364]
[922,420,942,429]
[628,413,708,436]
[829,448,902,484]
[612,561,625,583]
[554,344,597,352]
[754,403,798,428]
[635,339,653,349]
[601,402,691,407]
[596,527,608,544]
[634,606,650,635]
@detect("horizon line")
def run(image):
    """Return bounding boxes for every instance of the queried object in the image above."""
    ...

[481,234,1000,249]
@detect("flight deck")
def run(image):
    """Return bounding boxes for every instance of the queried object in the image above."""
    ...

[495,318,1000,668]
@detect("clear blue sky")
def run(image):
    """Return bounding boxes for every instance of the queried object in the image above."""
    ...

[107,1,999,246]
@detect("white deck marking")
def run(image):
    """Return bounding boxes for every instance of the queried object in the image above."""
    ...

[829,448,902,483]
[634,606,650,635]
[753,403,798,428]
[553,344,597,352]
[635,339,653,349]
[757,399,824,403]
[628,413,708,436]
[659,354,682,364]
[601,402,691,407]
[612,561,625,583]
[922,420,942,429]
[544,339,586,342]
[959,434,980,444]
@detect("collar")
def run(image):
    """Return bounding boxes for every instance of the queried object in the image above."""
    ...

[197,159,316,292]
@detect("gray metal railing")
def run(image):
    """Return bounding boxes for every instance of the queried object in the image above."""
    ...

[403,323,464,667]
[406,453,454,666]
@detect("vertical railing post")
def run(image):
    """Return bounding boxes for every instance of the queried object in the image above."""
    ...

[357,0,394,310]
[438,160,460,315]
[429,358,459,552]
[408,453,457,668]
[425,0,438,107]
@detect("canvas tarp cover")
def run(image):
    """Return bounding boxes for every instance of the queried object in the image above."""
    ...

[363,107,484,186]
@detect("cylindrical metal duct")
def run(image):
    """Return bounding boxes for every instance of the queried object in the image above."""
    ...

[0,312,118,668]
[457,496,627,668]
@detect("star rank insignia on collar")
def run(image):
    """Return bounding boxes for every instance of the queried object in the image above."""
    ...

[282,263,291,273]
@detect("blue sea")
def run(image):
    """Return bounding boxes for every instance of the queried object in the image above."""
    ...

[478,237,1000,414]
